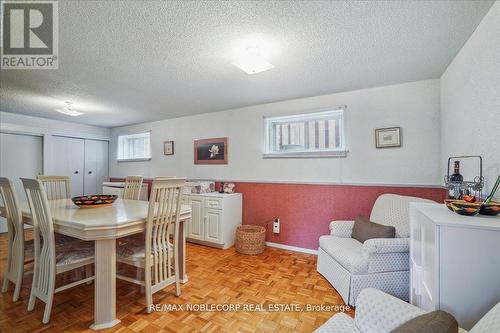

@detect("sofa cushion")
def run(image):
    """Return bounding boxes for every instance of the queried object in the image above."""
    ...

[319,235,368,274]
[352,216,395,243]
[313,312,360,333]
[391,310,458,333]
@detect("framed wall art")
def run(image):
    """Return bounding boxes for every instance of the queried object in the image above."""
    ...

[163,141,174,155]
[375,127,401,148]
[194,137,228,164]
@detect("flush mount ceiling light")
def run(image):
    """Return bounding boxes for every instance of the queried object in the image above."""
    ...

[56,101,83,116]
[232,46,274,75]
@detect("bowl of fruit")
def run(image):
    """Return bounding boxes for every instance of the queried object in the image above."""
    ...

[72,195,118,208]
[445,199,481,216]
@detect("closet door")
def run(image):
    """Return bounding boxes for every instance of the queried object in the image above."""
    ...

[84,140,98,195]
[95,140,109,194]
[52,136,85,196]
[84,139,108,195]
[0,132,43,233]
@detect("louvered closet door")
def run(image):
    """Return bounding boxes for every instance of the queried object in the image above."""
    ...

[52,136,85,197]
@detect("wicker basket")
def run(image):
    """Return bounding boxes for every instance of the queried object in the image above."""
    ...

[235,225,266,255]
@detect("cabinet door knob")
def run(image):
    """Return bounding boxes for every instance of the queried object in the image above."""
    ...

[74,171,79,174]
[88,171,92,174]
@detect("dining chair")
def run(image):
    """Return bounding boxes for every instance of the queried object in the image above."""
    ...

[36,175,71,200]
[0,177,34,302]
[123,175,144,200]
[21,178,95,324]
[37,175,80,247]
[117,177,186,312]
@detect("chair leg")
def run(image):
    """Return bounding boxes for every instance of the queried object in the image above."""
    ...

[85,264,92,285]
[136,269,144,293]
[42,294,54,324]
[174,228,181,297]
[1,275,9,293]
[12,272,23,302]
[27,289,37,311]
[42,270,56,324]
[144,267,153,313]
[27,263,39,311]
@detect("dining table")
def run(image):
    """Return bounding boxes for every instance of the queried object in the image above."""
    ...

[1,198,192,330]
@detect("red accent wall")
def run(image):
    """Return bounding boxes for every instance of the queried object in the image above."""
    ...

[230,182,445,250]
[109,178,445,250]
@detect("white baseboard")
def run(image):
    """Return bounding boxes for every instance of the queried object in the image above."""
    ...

[265,241,318,255]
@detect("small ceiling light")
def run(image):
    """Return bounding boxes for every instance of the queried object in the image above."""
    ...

[56,101,83,116]
[232,46,274,75]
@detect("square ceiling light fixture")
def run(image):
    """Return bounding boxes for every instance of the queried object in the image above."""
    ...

[232,46,274,74]
[56,101,83,116]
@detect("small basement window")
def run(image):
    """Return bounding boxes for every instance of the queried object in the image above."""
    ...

[264,107,347,157]
[117,132,151,161]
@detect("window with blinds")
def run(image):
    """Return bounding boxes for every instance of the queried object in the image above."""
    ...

[264,108,347,157]
[117,132,151,161]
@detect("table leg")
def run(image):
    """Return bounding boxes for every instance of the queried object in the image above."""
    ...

[179,220,188,283]
[90,239,120,330]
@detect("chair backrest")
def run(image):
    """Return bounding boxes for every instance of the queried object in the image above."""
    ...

[470,300,500,333]
[37,175,71,200]
[370,194,435,238]
[145,178,185,285]
[123,175,144,200]
[21,178,56,294]
[0,177,26,270]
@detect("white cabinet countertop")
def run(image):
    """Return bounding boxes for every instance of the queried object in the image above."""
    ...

[410,203,500,230]
[184,192,241,197]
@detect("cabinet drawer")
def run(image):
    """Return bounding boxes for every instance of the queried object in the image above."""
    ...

[205,198,222,209]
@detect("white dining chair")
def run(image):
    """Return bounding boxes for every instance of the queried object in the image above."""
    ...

[116,177,185,312]
[36,175,71,200]
[123,175,144,200]
[0,177,34,302]
[21,178,95,324]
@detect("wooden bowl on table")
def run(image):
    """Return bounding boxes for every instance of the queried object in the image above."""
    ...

[72,195,118,208]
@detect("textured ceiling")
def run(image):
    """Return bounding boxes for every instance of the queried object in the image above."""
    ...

[0,0,494,127]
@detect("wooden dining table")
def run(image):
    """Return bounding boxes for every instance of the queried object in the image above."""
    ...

[1,198,192,330]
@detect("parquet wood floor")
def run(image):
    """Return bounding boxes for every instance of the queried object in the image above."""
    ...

[0,231,353,333]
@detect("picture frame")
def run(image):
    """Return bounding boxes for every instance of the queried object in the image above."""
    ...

[163,141,174,155]
[375,127,401,148]
[194,137,228,164]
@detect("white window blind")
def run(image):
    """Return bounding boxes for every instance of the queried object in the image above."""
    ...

[264,108,347,157]
[117,132,151,161]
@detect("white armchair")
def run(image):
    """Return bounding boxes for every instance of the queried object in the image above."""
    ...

[317,194,434,306]
[314,288,500,333]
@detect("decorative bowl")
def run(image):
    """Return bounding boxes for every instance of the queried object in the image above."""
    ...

[444,200,481,216]
[479,201,500,216]
[72,195,118,208]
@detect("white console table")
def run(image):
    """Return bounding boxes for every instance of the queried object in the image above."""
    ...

[183,192,242,249]
[409,203,500,330]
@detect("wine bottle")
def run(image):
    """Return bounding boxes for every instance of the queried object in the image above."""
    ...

[450,161,463,182]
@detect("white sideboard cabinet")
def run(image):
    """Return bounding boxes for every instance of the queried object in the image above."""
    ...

[409,203,500,330]
[183,192,242,249]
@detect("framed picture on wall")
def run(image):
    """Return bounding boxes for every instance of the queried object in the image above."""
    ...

[194,137,228,164]
[164,141,174,155]
[375,127,401,148]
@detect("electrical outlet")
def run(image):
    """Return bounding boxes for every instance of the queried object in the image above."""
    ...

[273,217,280,234]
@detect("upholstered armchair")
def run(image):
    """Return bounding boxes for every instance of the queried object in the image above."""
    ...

[314,288,500,333]
[317,194,435,306]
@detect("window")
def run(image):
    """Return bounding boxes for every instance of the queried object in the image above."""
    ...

[264,107,347,157]
[117,132,151,161]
